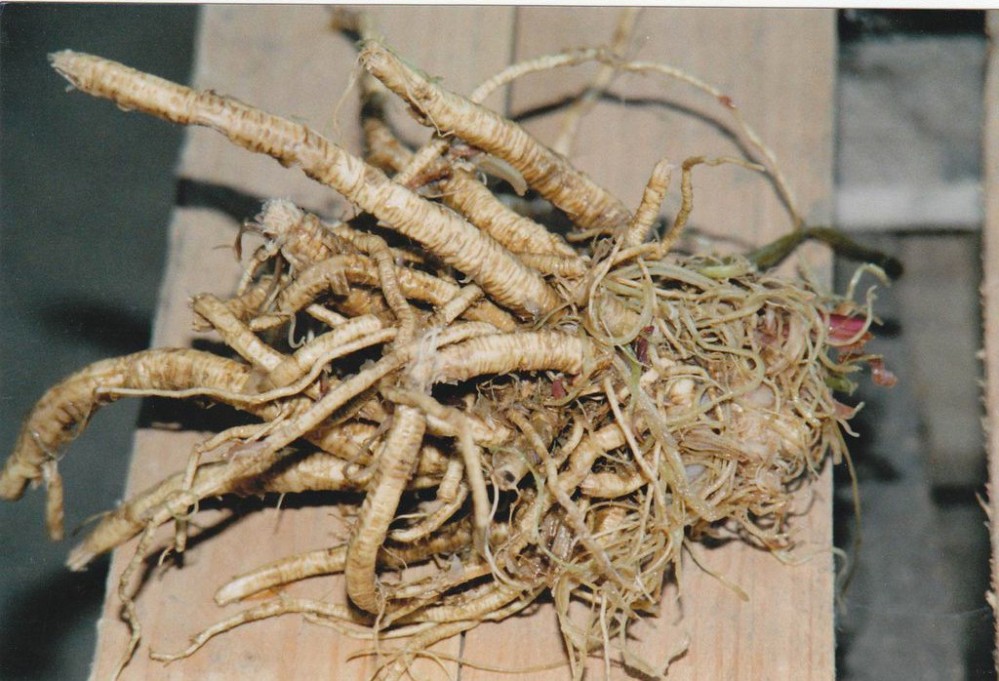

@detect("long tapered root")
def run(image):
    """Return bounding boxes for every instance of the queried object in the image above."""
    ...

[359,41,633,233]
[49,50,561,320]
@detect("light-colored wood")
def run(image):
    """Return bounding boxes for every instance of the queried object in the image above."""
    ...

[88,7,517,680]
[984,8,999,669]
[505,8,835,253]
[90,7,836,680]
[463,8,836,679]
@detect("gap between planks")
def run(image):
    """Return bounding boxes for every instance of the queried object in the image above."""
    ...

[984,8,999,669]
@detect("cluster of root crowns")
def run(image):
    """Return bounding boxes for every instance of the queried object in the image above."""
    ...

[1,15,889,681]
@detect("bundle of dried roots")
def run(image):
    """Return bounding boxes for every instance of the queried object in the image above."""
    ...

[2,17,894,681]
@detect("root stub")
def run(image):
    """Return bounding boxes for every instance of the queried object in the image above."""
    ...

[7,14,894,681]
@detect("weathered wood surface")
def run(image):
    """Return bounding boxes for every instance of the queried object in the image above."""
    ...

[89,7,836,680]
[464,10,835,680]
[985,8,999,670]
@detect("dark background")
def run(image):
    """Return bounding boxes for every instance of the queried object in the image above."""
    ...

[1,6,197,680]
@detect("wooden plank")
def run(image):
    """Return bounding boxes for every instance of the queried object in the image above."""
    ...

[984,8,999,668]
[87,7,839,680]
[461,9,836,679]
[88,7,516,680]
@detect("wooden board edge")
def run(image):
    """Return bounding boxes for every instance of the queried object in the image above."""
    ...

[984,8,999,671]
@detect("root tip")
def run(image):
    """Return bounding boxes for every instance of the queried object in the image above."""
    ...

[67,546,95,572]
[48,49,80,77]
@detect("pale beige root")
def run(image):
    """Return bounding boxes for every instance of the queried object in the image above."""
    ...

[398,578,542,626]
[258,107,580,266]
[235,238,283,299]
[372,584,548,680]
[214,277,294,333]
[431,284,483,327]
[602,374,667,515]
[662,156,765,252]
[377,567,500,626]
[199,274,276,330]
[367,233,419,344]
[506,410,624,588]
[383,387,531,546]
[151,595,448,666]
[382,387,512,449]
[85,430,289,572]
[439,168,581,259]
[218,321,503,474]
[334,48,579,263]
[467,47,600,105]
[302,302,348,328]
[379,45,603,192]
[516,252,590,278]
[147,598,366,663]
[41,461,65,541]
[216,514,488,606]
[216,546,351,606]
[13,329,401,545]
[345,405,426,613]
[329,7,415,175]
[0,349,250,528]
[206,329,603,615]
[561,424,628,491]
[192,293,286,372]
[50,51,560,319]
[360,41,632,232]
[270,252,517,333]
[434,331,598,384]
[111,523,158,681]
[387,452,466,543]
[579,468,646,499]
[69,427,455,572]
[623,159,673,248]
[457,415,493,556]
[106,439,296,679]
[423,332,602,552]
[67,445,371,571]
[388,482,468,544]
[252,199,426,274]
[260,314,390,389]
[493,415,585,491]
[251,199,349,272]
[543,452,625,590]
[360,81,414,173]
[253,284,391,333]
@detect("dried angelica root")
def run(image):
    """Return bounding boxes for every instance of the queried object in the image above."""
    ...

[345,405,426,613]
[2,26,899,681]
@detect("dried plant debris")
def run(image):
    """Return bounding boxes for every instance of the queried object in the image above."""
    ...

[3,12,896,681]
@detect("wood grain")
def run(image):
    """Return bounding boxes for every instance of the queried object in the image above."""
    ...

[462,9,835,679]
[88,7,517,680]
[89,8,836,680]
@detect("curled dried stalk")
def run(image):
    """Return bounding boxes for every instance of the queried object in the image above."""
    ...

[3,19,898,681]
